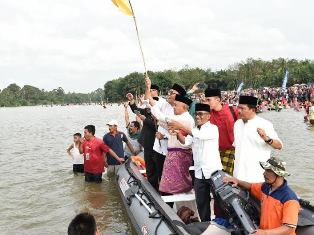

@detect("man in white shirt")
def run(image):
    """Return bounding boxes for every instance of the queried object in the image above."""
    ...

[145,77,187,191]
[234,96,283,182]
[169,103,222,222]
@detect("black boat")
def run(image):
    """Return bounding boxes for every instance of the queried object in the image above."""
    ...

[116,159,314,235]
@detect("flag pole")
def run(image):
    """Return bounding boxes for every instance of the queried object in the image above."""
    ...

[128,0,148,78]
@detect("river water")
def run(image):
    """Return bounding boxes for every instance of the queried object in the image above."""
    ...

[0,105,313,235]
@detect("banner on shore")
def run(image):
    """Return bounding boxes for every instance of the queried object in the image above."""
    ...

[281,70,289,90]
[236,81,244,95]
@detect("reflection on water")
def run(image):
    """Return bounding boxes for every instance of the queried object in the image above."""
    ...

[0,105,313,234]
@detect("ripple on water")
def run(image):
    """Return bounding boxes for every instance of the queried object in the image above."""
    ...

[1,106,313,234]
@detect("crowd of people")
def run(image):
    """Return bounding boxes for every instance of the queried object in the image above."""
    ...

[65,79,314,235]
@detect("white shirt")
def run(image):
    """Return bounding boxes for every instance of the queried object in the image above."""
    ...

[72,143,84,164]
[182,122,222,179]
[151,98,173,155]
[233,115,282,182]
[167,111,195,149]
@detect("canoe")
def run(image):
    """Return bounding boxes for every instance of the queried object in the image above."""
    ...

[116,159,314,235]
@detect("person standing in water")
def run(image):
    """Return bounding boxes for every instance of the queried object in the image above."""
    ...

[67,133,84,174]
[80,125,124,183]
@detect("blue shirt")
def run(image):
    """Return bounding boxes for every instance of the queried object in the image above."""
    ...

[103,132,128,165]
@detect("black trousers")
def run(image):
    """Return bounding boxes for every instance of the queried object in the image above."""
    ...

[85,172,102,183]
[150,150,166,191]
[73,164,84,173]
[194,178,212,222]
[144,149,157,189]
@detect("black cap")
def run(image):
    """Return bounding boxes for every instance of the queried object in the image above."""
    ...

[151,84,160,91]
[195,103,210,112]
[175,94,192,106]
[239,96,258,106]
[204,88,221,98]
[171,83,186,96]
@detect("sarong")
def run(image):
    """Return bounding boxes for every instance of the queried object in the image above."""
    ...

[159,148,192,194]
[219,149,235,175]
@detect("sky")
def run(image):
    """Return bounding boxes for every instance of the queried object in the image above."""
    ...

[0,0,313,93]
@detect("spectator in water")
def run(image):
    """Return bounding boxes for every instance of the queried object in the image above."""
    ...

[67,133,84,174]
[80,125,124,183]
[68,212,100,235]
[103,120,135,177]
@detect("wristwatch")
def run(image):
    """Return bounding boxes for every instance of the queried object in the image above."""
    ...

[265,137,273,145]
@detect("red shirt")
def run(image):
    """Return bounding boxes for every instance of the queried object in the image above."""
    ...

[209,104,239,150]
[82,137,109,174]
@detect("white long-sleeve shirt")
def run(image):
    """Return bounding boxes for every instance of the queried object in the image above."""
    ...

[182,121,222,179]
[233,115,282,182]
[167,112,195,149]
[151,98,173,155]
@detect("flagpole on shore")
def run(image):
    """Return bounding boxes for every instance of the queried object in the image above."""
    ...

[128,0,148,78]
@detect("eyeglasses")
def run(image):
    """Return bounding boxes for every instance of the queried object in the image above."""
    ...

[168,90,178,95]
[195,111,209,117]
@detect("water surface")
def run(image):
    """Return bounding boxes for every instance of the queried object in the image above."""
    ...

[0,105,313,234]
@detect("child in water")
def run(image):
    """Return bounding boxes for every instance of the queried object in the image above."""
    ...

[67,133,84,174]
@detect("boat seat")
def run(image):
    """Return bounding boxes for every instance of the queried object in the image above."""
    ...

[162,191,196,203]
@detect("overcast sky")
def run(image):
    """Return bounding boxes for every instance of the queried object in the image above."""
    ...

[0,0,313,92]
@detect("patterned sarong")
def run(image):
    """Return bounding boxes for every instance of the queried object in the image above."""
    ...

[219,149,235,175]
[159,148,193,194]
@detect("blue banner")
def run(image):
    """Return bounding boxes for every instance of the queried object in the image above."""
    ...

[281,70,289,90]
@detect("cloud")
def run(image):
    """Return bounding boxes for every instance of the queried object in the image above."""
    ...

[0,0,313,92]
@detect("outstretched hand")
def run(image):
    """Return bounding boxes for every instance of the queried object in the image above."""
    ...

[126,93,134,101]
[145,76,151,89]
[257,128,267,141]
[223,176,239,187]
[118,157,125,164]
[168,120,184,131]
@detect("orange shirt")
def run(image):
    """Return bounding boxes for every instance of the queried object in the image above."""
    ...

[251,181,300,235]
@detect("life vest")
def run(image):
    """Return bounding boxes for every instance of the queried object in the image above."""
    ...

[131,156,147,177]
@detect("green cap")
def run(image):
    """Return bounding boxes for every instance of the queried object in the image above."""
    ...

[260,157,290,177]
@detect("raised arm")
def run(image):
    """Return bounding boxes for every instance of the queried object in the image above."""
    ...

[145,77,157,107]
[124,102,130,127]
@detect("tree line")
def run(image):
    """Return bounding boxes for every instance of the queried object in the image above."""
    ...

[104,58,314,103]
[0,84,104,107]
[1,58,313,107]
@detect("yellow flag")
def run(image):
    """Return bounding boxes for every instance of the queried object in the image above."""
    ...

[112,0,133,16]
